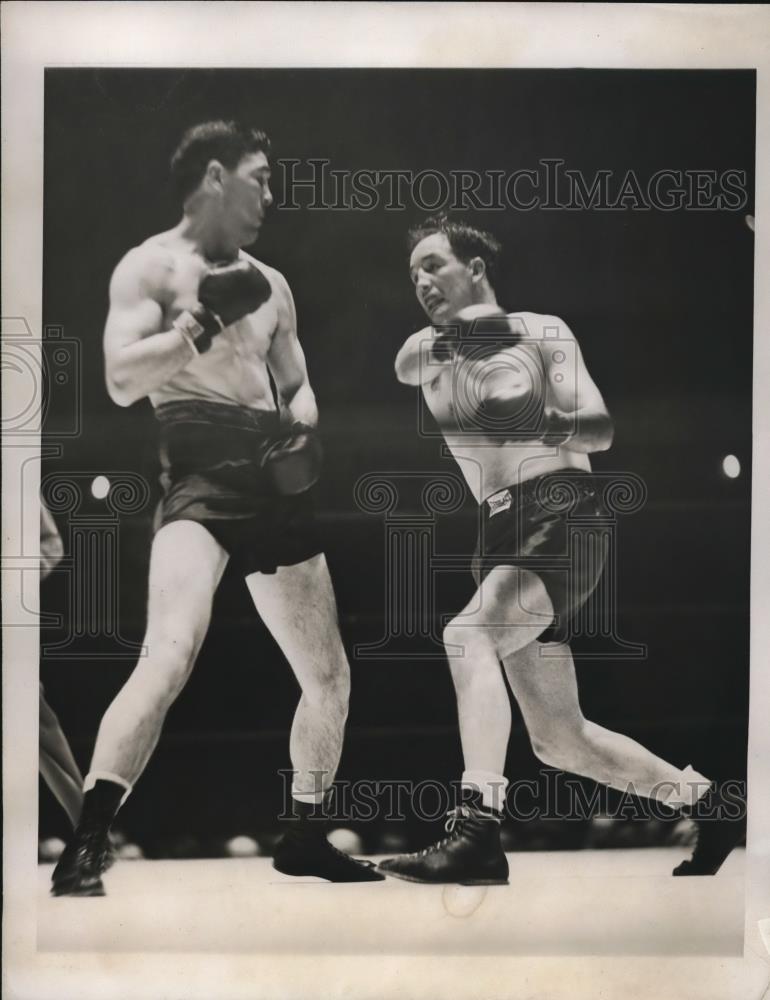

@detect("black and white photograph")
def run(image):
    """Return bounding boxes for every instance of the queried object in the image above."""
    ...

[3,4,770,1000]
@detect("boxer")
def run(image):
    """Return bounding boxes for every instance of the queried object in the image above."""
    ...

[52,121,383,895]
[378,215,745,883]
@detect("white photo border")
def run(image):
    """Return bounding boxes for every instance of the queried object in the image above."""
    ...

[3,3,769,998]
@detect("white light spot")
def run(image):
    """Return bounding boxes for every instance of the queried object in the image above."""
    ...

[722,455,740,479]
[225,835,260,858]
[326,828,363,854]
[91,475,110,499]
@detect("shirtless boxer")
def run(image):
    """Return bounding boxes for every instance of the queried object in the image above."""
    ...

[378,215,745,883]
[52,121,382,894]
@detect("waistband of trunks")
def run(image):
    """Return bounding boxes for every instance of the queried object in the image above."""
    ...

[154,399,281,435]
[483,468,597,517]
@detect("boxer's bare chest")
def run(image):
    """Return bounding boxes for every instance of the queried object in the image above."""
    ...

[153,248,278,406]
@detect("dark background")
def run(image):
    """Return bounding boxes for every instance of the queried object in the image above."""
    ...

[40,69,754,853]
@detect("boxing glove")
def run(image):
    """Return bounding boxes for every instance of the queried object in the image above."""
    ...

[174,259,272,353]
[261,422,323,495]
[537,406,574,446]
[432,304,523,363]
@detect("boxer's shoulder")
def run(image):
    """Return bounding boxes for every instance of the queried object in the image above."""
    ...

[508,311,574,341]
[406,324,434,349]
[111,235,178,300]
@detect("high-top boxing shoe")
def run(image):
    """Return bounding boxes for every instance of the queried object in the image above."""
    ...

[51,778,123,896]
[272,800,384,883]
[378,801,509,885]
[672,780,747,876]
[51,822,113,896]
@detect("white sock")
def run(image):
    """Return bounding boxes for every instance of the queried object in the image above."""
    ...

[83,770,133,807]
[291,788,327,806]
[462,770,508,812]
[656,765,710,809]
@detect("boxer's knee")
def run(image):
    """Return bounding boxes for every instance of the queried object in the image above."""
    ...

[302,659,350,713]
[443,619,498,664]
[141,630,200,706]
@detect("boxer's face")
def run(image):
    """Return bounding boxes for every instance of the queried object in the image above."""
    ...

[219,151,273,242]
[409,233,477,323]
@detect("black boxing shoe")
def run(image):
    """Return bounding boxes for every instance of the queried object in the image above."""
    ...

[272,826,385,882]
[672,780,747,876]
[51,823,113,897]
[377,803,509,885]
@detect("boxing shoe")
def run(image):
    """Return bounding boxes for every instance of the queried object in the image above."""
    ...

[51,822,113,896]
[378,802,509,885]
[272,800,383,882]
[272,824,384,882]
[672,780,747,876]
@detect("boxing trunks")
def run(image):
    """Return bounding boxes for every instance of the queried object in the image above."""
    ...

[153,400,323,575]
[471,468,607,644]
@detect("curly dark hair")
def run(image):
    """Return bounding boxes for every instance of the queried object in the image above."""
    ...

[407,214,502,287]
[170,121,272,202]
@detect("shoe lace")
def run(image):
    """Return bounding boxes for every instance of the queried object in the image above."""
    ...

[78,825,112,870]
[293,833,375,870]
[394,805,504,861]
[325,841,377,869]
[414,805,490,858]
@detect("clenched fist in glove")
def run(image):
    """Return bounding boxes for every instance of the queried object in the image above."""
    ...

[261,422,323,495]
[431,304,523,363]
[174,259,272,353]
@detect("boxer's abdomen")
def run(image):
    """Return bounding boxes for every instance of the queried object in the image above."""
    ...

[150,307,277,410]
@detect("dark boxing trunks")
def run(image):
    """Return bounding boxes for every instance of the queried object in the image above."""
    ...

[472,468,607,644]
[153,400,323,575]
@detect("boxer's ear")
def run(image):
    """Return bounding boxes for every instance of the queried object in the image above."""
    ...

[204,159,226,193]
[469,256,486,282]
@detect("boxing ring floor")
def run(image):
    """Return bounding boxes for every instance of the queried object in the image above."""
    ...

[38,847,745,955]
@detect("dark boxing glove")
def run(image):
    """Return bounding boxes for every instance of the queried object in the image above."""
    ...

[261,422,323,495]
[432,304,523,364]
[174,259,272,354]
[537,406,575,446]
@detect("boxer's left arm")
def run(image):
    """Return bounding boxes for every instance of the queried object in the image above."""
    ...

[539,316,613,452]
[266,273,318,429]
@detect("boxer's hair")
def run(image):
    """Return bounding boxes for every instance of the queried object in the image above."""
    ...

[171,121,272,202]
[407,215,502,287]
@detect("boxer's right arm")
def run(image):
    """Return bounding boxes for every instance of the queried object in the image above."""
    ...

[395,327,446,386]
[104,249,197,407]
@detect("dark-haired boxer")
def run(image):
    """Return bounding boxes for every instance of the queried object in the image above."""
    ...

[378,215,745,884]
[52,121,382,895]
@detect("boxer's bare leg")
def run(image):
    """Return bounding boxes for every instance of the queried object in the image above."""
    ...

[52,520,228,896]
[377,568,532,882]
[89,520,228,785]
[443,566,554,777]
[245,553,350,797]
[246,553,383,881]
[502,638,706,804]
